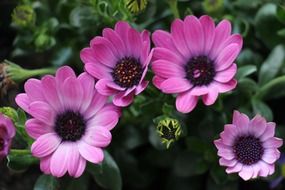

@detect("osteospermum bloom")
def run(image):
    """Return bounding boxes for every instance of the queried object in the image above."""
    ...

[214,111,283,180]
[80,21,152,107]
[0,113,16,159]
[15,66,121,178]
[152,15,242,113]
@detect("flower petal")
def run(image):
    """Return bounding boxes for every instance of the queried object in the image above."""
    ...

[226,162,242,173]
[127,28,143,58]
[152,60,186,78]
[262,149,280,164]
[263,137,283,148]
[215,43,240,71]
[214,64,237,83]
[199,15,215,54]
[95,79,120,96]
[41,75,61,111]
[78,72,95,112]
[61,77,83,110]
[260,122,276,141]
[84,91,108,119]
[160,78,192,94]
[78,141,104,164]
[25,119,52,139]
[28,101,55,125]
[202,87,218,105]
[85,62,112,80]
[83,126,112,147]
[103,28,126,58]
[239,165,253,181]
[171,19,189,58]
[175,91,198,113]
[31,133,61,158]
[249,114,267,137]
[40,156,51,175]
[50,142,71,177]
[232,110,249,133]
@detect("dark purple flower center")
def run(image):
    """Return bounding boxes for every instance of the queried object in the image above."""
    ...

[233,135,264,165]
[54,111,86,142]
[112,57,143,88]
[0,138,4,151]
[185,55,216,86]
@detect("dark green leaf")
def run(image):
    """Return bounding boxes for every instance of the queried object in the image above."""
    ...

[258,45,285,86]
[256,75,285,100]
[87,151,122,190]
[236,65,257,80]
[251,99,273,121]
[7,150,38,171]
[34,175,59,190]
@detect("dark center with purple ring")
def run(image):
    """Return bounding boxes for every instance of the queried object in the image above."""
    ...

[54,111,86,142]
[112,57,143,88]
[0,138,4,151]
[233,135,264,165]
[185,55,216,86]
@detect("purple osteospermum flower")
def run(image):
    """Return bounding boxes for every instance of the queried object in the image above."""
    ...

[214,111,283,181]
[15,66,121,178]
[152,15,243,113]
[0,113,16,159]
[80,21,152,107]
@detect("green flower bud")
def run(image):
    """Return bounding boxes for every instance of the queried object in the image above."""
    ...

[34,33,56,51]
[11,5,35,27]
[0,107,18,122]
[156,118,182,149]
[125,0,148,14]
[203,0,224,15]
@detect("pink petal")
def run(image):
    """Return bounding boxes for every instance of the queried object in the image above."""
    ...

[88,105,120,130]
[214,79,237,93]
[262,149,280,164]
[153,47,185,64]
[260,122,276,141]
[85,62,112,80]
[91,36,119,59]
[31,133,61,158]
[232,110,249,133]
[189,86,208,96]
[25,119,52,139]
[202,88,218,105]
[214,139,233,153]
[61,77,83,110]
[78,72,95,112]
[91,40,117,68]
[55,66,76,85]
[171,19,189,58]
[84,91,108,119]
[239,165,253,181]
[78,141,104,164]
[152,76,165,89]
[214,64,237,83]
[50,142,71,177]
[113,91,134,107]
[40,156,51,175]
[24,79,45,102]
[28,101,55,125]
[127,28,143,58]
[263,137,283,148]
[199,15,215,54]
[152,30,178,53]
[80,48,97,64]
[95,79,120,96]
[184,15,204,56]
[15,93,30,113]
[251,163,261,179]
[226,162,242,173]
[41,75,61,111]
[219,157,237,167]
[103,28,126,58]
[75,156,86,178]
[175,91,198,113]
[152,60,185,78]
[249,114,267,137]
[67,143,81,177]
[83,126,112,147]
[215,43,240,71]
[258,161,270,177]
[135,81,149,95]
[114,21,131,51]
[220,124,237,145]
[209,20,231,58]
[160,77,191,94]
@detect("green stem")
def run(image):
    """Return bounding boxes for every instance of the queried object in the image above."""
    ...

[10,149,31,155]
[168,0,180,18]
[27,67,57,77]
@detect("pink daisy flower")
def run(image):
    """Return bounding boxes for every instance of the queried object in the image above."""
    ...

[0,113,16,159]
[152,15,243,113]
[214,111,283,181]
[80,21,152,107]
[15,66,121,178]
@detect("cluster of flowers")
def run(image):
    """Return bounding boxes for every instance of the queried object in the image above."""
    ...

[0,15,282,181]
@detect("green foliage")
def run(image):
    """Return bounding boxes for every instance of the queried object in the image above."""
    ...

[34,175,59,190]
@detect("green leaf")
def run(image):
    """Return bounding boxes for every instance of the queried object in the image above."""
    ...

[277,5,285,23]
[7,150,38,171]
[238,78,259,96]
[34,175,59,190]
[255,3,285,48]
[258,45,285,86]
[278,28,285,37]
[51,47,72,67]
[236,65,257,80]
[256,75,285,100]
[87,151,122,190]
[251,99,273,121]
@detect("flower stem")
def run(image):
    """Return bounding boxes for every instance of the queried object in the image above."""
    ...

[168,0,180,18]
[10,149,31,155]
